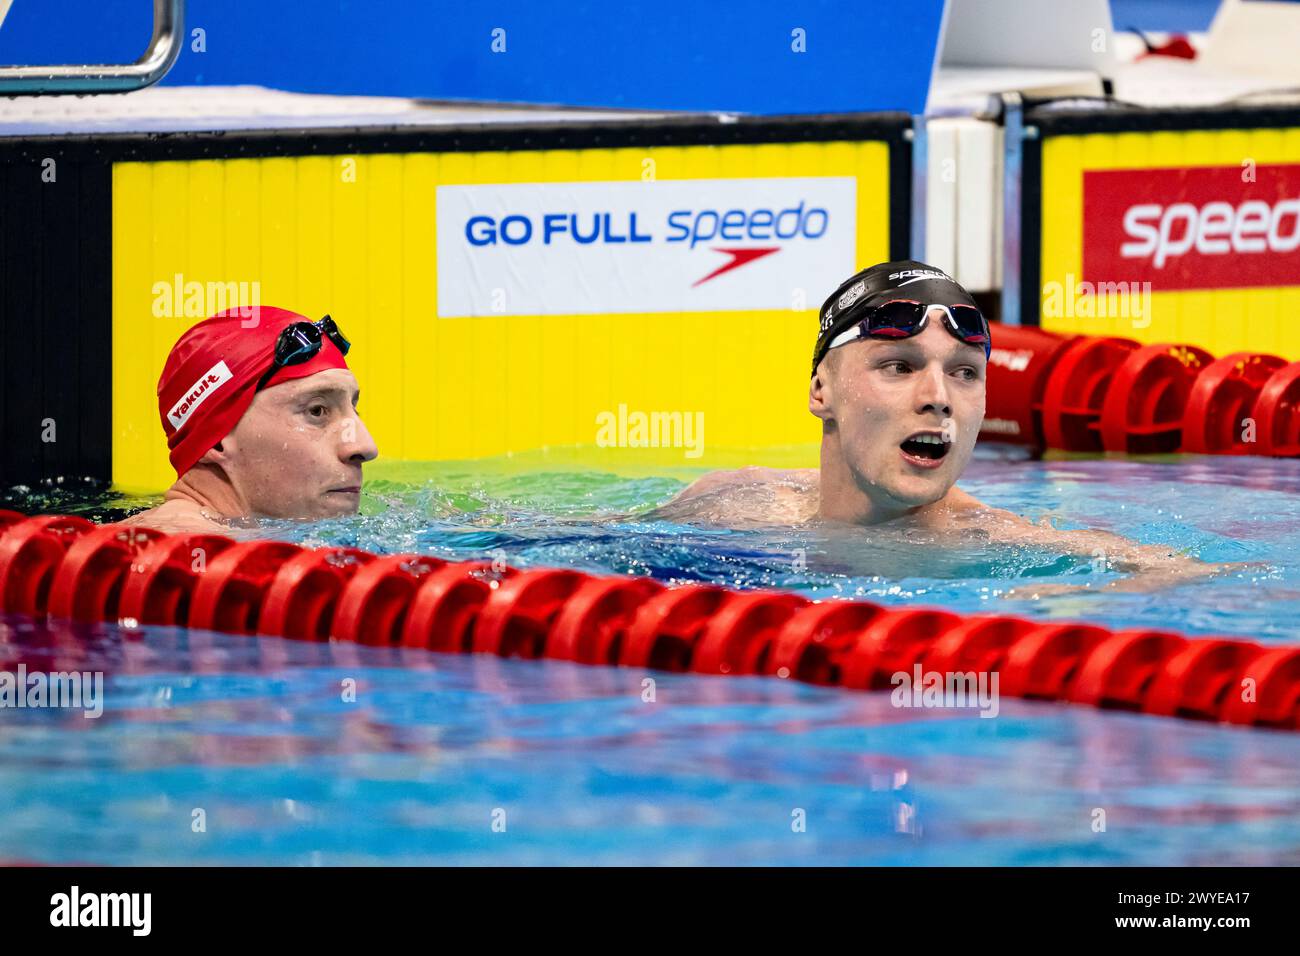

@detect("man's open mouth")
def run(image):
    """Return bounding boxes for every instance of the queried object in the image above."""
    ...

[900,432,951,461]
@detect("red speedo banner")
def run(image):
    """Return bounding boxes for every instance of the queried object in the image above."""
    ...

[1082,164,1300,291]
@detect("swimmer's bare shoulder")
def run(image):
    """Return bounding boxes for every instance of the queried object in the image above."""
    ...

[117,500,238,536]
[644,466,819,527]
[936,486,1026,527]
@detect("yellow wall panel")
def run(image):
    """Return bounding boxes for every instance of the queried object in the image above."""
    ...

[112,140,892,492]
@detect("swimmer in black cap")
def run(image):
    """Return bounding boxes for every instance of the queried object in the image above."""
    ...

[807,259,992,524]
[650,260,1243,593]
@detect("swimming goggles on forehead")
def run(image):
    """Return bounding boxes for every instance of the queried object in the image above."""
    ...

[256,314,351,391]
[826,299,991,358]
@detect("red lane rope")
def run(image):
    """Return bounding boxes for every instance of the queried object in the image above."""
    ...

[984,322,1300,456]
[0,512,1295,731]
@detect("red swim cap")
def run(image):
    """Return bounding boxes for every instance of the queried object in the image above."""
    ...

[156,307,351,477]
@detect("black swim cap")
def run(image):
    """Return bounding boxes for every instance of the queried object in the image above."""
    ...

[811,259,984,377]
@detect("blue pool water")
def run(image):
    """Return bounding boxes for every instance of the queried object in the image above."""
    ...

[3,617,1299,866]
[2,447,1299,864]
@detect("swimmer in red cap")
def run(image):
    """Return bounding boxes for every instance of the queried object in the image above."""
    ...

[121,307,378,534]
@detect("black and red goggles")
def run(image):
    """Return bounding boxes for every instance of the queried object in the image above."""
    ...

[820,298,991,364]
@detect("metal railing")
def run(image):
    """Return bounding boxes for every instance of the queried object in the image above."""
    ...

[0,0,184,95]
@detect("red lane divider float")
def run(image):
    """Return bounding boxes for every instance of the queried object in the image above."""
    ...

[1253,361,1300,456]
[1099,344,1213,454]
[1182,353,1287,455]
[0,513,1295,731]
[407,561,507,653]
[0,514,96,617]
[982,322,1300,457]
[189,541,306,635]
[259,546,375,641]
[765,600,884,684]
[118,533,236,627]
[47,524,166,623]
[548,575,662,664]
[333,554,446,646]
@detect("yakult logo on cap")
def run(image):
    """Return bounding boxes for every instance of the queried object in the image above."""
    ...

[167,360,232,431]
[1083,164,1300,290]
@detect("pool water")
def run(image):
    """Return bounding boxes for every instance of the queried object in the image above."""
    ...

[2,445,1299,864]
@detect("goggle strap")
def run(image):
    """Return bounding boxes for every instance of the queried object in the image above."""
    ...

[825,324,866,351]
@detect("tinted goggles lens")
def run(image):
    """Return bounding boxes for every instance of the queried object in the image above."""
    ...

[272,322,322,366]
[258,315,351,390]
[863,299,990,354]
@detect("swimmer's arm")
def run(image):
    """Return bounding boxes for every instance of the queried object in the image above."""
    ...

[986,509,1234,593]
[1046,526,1218,589]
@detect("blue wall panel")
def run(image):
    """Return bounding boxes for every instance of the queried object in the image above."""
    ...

[0,0,942,114]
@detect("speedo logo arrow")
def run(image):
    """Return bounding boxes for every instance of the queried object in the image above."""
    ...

[692,247,780,287]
